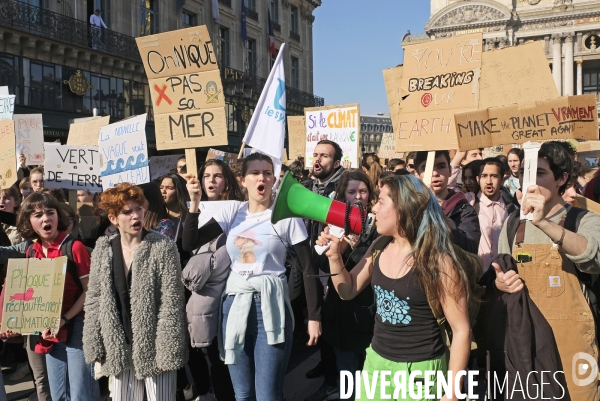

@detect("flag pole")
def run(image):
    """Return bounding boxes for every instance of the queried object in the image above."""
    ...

[238,142,246,159]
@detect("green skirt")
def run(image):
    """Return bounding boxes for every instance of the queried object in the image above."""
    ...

[356,346,449,401]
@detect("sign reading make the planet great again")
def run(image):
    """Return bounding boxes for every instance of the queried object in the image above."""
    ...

[1,257,67,335]
[99,114,149,190]
[304,104,360,168]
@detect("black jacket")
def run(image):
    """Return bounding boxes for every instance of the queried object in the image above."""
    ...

[441,189,481,254]
[478,254,568,401]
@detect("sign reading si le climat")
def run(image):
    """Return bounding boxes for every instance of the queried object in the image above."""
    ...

[136,26,227,150]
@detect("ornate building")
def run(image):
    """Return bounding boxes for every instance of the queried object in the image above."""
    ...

[0,0,323,154]
[360,114,392,155]
[404,0,600,102]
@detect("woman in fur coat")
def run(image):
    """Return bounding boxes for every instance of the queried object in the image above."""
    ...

[83,183,187,401]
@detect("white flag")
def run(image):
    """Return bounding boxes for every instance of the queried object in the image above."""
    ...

[242,43,286,177]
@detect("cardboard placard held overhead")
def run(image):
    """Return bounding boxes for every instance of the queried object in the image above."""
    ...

[0,119,16,189]
[454,94,599,150]
[136,26,228,150]
[304,104,360,168]
[44,144,103,191]
[14,114,45,164]
[287,116,306,160]
[99,114,149,189]
[382,65,404,136]
[67,116,111,147]
[149,154,184,180]
[479,42,559,109]
[377,132,396,159]
[206,148,238,165]
[1,257,67,335]
[0,94,15,121]
[396,33,483,152]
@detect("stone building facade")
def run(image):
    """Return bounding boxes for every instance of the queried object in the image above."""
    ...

[0,0,323,154]
[404,0,600,101]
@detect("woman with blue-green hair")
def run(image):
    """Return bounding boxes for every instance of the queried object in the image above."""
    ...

[317,174,471,401]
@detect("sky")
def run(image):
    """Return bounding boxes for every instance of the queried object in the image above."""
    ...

[312,1,431,115]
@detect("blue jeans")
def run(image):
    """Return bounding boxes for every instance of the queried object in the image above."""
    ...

[334,347,364,401]
[45,316,100,401]
[222,293,292,401]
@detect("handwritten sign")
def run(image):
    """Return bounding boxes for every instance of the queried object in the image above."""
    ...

[0,95,15,121]
[1,257,67,335]
[0,119,16,189]
[377,132,396,159]
[136,26,227,150]
[14,114,44,164]
[382,65,404,137]
[67,116,111,147]
[479,42,559,109]
[454,94,599,150]
[396,33,483,151]
[287,116,306,160]
[149,154,184,180]
[304,104,360,168]
[99,114,149,189]
[206,148,238,165]
[44,144,102,191]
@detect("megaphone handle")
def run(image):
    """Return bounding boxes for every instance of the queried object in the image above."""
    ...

[314,225,345,255]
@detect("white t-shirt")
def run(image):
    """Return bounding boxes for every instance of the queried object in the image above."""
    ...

[198,201,307,279]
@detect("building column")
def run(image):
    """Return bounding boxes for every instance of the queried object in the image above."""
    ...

[577,60,583,95]
[564,33,574,95]
[552,34,563,95]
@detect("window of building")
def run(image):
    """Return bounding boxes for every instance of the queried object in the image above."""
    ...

[217,27,230,68]
[140,0,157,36]
[181,11,196,28]
[247,39,256,75]
[246,0,255,10]
[94,0,110,26]
[290,6,298,33]
[270,0,278,23]
[291,56,299,89]
[583,68,600,95]
[269,51,276,71]
[0,54,19,101]
[19,0,41,7]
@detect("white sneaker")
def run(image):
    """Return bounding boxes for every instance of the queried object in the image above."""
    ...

[8,363,30,381]
[195,391,217,401]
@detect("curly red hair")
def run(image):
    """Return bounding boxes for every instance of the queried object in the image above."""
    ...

[98,183,145,217]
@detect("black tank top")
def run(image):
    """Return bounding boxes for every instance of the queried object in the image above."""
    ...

[370,251,444,362]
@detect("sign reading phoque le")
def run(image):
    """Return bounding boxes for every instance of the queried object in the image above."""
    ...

[63,70,94,96]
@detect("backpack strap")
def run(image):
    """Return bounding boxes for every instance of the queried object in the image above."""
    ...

[60,235,84,293]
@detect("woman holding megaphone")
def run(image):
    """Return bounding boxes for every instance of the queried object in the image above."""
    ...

[317,175,471,401]
[182,153,322,401]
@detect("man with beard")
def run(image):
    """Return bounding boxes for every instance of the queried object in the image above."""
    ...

[303,140,345,401]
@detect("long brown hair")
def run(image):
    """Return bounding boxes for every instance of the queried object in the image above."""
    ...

[380,174,470,316]
[361,159,383,189]
[199,159,245,201]
[334,169,377,209]
[17,192,70,240]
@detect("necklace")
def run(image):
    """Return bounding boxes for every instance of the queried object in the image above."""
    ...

[122,243,141,257]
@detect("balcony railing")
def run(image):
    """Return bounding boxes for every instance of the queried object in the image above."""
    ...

[289,30,300,42]
[273,22,281,32]
[246,9,258,21]
[0,0,141,62]
[221,66,324,108]
[218,0,232,7]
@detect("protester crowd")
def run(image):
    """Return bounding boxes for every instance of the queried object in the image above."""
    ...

[0,138,597,401]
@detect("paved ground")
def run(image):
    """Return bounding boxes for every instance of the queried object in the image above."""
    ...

[3,338,324,401]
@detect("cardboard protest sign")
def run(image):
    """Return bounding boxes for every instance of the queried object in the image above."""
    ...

[136,26,228,150]
[377,132,396,159]
[1,257,67,335]
[0,119,16,189]
[99,114,149,189]
[149,154,184,180]
[454,94,599,150]
[305,104,360,168]
[206,148,238,165]
[67,116,111,147]
[396,33,483,151]
[287,116,306,160]
[479,42,559,109]
[43,143,102,191]
[0,94,15,121]
[14,114,44,164]
[382,65,404,136]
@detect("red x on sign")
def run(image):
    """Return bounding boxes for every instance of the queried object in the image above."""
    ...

[154,84,172,106]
